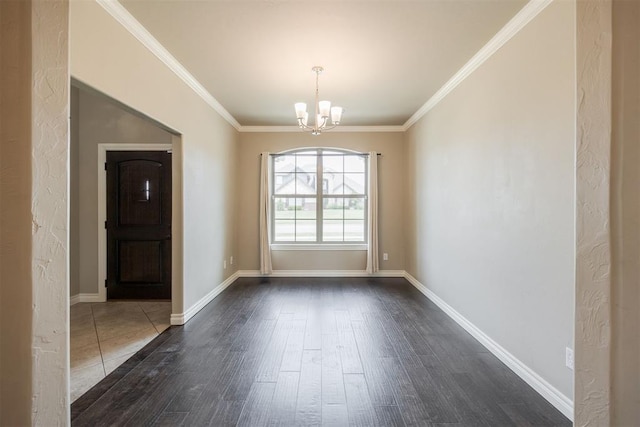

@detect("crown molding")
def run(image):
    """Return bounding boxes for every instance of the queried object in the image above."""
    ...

[239,125,406,133]
[95,0,241,131]
[97,0,550,135]
[403,0,554,130]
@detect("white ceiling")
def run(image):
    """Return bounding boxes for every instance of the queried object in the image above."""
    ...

[119,0,528,127]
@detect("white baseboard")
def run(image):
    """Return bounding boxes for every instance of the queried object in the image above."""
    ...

[236,269,406,278]
[403,272,574,421]
[170,272,239,325]
[69,293,103,306]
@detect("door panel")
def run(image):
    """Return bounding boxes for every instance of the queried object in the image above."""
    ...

[118,241,163,283]
[107,151,171,299]
[118,160,163,225]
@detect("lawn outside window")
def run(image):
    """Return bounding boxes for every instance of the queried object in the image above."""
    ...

[271,148,368,248]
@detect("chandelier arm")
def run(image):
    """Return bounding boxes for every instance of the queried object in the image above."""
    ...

[318,116,329,130]
[296,119,315,131]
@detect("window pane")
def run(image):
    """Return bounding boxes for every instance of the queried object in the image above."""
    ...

[344,155,365,173]
[274,155,295,173]
[295,172,316,195]
[274,173,294,194]
[344,173,365,194]
[345,197,365,219]
[323,220,343,241]
[274,220,294,241]
[297,155,317,174]
[323,155,343,173]
[344,220,365,241]
[323,198,344,220]
[296,220,316,241]
[324,173,344,195]
[274,197,295,219]
[296,198,316,220]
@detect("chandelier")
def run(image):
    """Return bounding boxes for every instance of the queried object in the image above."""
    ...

[294,66,343,135]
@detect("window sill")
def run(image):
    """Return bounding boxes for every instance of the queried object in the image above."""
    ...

[271,244,368,251]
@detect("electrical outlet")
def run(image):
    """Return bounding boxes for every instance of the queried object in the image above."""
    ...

[383,253,389,261]
[565,347,574,370]
[224,259,227,270]
[230,256,234,265]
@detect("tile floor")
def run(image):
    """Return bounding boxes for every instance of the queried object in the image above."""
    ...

[70,301,171,402]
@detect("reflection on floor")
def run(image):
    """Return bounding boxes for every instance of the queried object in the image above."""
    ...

[70,301,171,402]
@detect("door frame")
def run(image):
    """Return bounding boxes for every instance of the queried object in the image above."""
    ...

[98,143,177,302]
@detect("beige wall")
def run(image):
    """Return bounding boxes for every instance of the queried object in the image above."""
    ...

[0,1,34,423]
[237,132,405,271]
[405,0,575,404]
[611,0,640,424]
[71,1,238,314]
[72,86,174,297]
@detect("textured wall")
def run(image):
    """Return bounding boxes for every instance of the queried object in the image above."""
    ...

[236,132,406,272]
[611,0,640,424]
[404,0,575,404]
[0,1,34,424]
[31,0,70,422]
[70,86,80,296]
[574,0,613,425]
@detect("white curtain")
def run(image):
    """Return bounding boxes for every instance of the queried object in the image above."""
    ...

[259,152,273,274]
[366,152,379,274]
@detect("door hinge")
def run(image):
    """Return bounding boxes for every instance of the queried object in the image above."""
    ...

[104,221,107,229]
[105,279,107,287]
[105,162,107,170]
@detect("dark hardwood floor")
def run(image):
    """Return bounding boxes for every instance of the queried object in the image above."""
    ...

[71,277,570,426]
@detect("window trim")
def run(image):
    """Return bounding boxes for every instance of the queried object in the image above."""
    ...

[270,148,368,246]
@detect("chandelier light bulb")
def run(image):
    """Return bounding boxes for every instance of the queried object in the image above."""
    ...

[318,101,331,118]
[331,106,343,124]
[294,102,307,119]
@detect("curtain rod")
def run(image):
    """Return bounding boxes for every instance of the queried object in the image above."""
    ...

[261,152,381,156]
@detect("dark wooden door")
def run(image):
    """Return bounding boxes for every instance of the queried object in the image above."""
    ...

[106,151,171,299]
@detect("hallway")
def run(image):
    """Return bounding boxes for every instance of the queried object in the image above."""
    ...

[71,278,569,426]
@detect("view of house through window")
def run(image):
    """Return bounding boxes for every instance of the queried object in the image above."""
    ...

[272,149,367,244]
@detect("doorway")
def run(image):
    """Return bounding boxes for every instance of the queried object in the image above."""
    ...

[106,150,172,299]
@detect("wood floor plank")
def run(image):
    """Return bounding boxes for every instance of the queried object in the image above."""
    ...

[180,351,245,425]
[255,314,293,382]
[335,310,364,375]
[343,373,378,427]
[321,403,349,427]
[295,350,322,425]
[206,400,245,427]
[266,371,299,427]
[151,411,188,427]
[321,334,346,405]
[223,319,277,401]
[71,277,571,427]
[374,405,406,427]
[351,320,397,406]
[236,382,277,427]
[280,319,306,372]
[303,289,322,350]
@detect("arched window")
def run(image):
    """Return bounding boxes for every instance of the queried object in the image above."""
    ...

[271,148,368,244]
